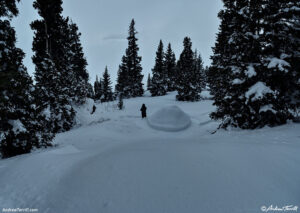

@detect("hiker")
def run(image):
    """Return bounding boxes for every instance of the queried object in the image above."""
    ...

[91,105,96,114]
[140,104,147,119]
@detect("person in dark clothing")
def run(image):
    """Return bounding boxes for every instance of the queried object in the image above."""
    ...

[91,105,97,114]
[140,104,147,119]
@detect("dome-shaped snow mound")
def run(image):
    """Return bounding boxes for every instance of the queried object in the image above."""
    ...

[147,105,191,132]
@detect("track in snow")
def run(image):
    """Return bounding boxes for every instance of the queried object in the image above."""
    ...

[0,93,299,213]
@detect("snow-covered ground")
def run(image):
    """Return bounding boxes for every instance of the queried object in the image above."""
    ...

[0,92,299,213]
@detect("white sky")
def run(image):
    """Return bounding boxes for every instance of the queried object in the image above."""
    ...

[12,0,223,85]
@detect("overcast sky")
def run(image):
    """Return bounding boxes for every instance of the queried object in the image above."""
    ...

[12,0,223,85]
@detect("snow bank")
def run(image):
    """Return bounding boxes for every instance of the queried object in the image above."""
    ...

[74,98,95,126]
[1,92,300,213]
[143,90,152,97]
[74,98,109,127]
[147,105,191,131]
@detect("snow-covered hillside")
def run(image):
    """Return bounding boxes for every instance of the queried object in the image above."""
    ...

[0,92,299,213]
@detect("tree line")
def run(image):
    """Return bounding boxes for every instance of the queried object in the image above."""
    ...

[0,0,299,158]
[1,0,205,158]
[94,20,207,104]
[148,38,206,101]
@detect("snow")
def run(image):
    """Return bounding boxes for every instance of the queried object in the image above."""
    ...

[200,90,213,100]
[232,78,244,85]
[245,82,275,102]
[8,119,26,133]
[228,37,234,44]
[267,57,290,72]
[147,105,191,131]
[143,90,152,97]
[230,66,241,74]
[259,104,276,114]
[245,32,259,39]
[74,98,114,127]
[0,92,299,213]
[42,106,51,119]
[246,64,257,77]
[283,6,300,12]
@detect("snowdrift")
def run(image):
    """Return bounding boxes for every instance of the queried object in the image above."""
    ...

[147,105,191,131]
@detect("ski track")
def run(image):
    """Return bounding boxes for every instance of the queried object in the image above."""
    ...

[0,92,299,213]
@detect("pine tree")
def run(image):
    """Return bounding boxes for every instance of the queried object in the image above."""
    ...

[193,49,205,92]
[67,21,90,104]
[94,75,102,101]
[0,0,53,158]
[204,66,209,89]
[31,0,76,133]
[147,73,152,91]
[164,43,177,92]
[261,0,300,120]
[116,19,144,98]
[209,0,299,129]
[176,37,200,101]
[101,66,113,102]
[210,0,264,128]
[150,40,167,96]
[223,0,270,129]
[118,94,124,110]
[86,82,95,99]
[115,56,129,97]
[293,1,300,116]
[127,19,144,97]
[208,0,237,121]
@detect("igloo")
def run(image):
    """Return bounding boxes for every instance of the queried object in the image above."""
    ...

[147,105,191,132]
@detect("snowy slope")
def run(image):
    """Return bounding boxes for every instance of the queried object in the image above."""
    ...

[0,92,299,213]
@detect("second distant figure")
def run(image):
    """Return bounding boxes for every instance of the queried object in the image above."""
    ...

[140,104,147,119]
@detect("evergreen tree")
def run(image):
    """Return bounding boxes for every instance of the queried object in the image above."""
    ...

[222,0,270,129]
[86,82,94,99]
[31,0,76,133]
[261,0,300,120]
[118,94,124,110]
[193,49,205,92]
[67,21,90,104]
[293,1,300,115]
[208,0,237,120]
[115,56,129,97]
[146,73,152,91]
[94,75,102,101]
[204,66,209,88]
[0,0,19,18]
[210,0,265,128]
[101,66,113,102]
[176,37,200,101]
[116,19,144,98]
[209,0,299,129]
[164,43,177,92]
[150,40,167,96]
[0,0,53,158]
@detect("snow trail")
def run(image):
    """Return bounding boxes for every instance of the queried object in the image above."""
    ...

[0,92,299,213]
